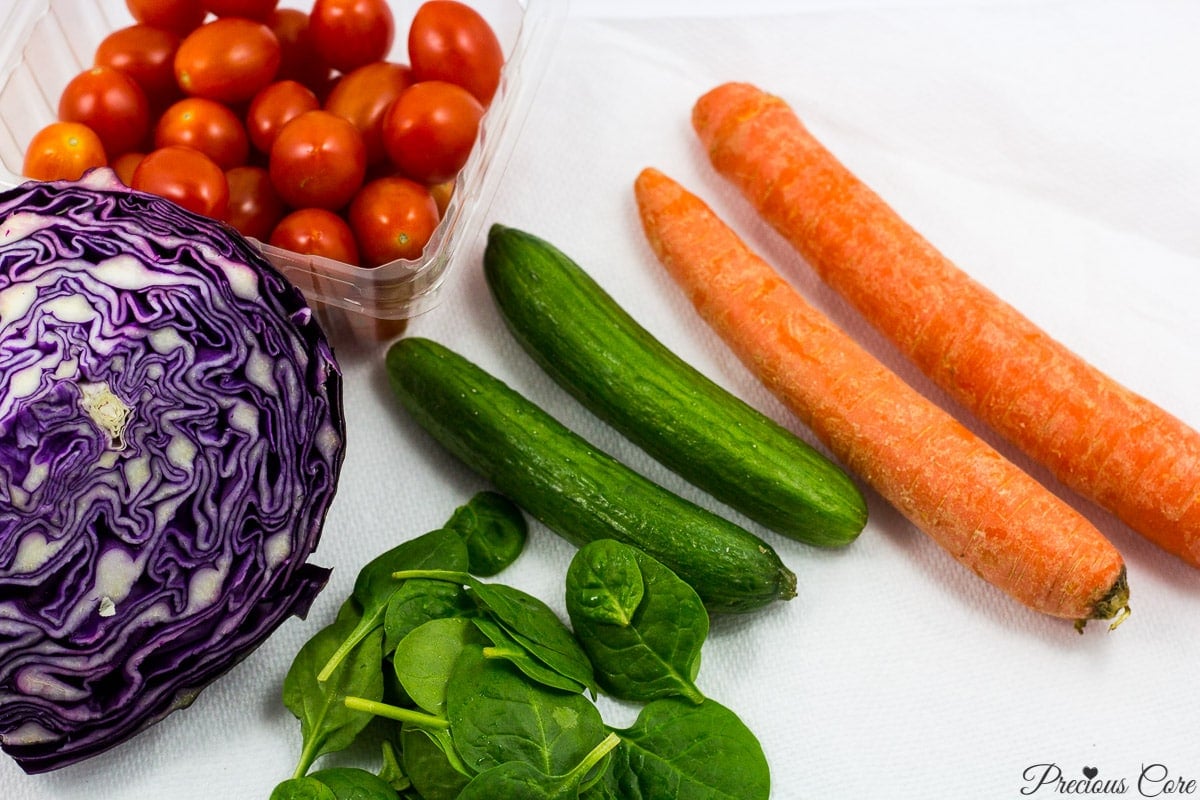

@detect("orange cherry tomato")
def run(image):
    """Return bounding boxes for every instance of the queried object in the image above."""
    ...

[246,80,319,155]
[308,0,394,74]
[57,66,151,158]
[408,0,504,106]
[381,80,483,185]
[124,0,206,35]
[132,145,230,220]
[268,109,366,210]
[175,17,282,104]
[225,165,285,240]
[347,175,440,267]
[94,24,183,111]
[23,122,107,181]
[155,97,250,170]
[323,61,412,166]
[111,151,146,185]
[269,207,360,265]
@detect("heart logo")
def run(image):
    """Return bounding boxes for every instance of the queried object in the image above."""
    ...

[1083,767,1099,779]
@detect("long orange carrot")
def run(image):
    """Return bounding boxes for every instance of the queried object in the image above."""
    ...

[634,167,1129,629]
[692,81,1200,568]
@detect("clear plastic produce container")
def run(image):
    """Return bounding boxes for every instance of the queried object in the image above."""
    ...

[0,0,564,343]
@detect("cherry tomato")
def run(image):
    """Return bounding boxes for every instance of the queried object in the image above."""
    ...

[246,80,319,154]
[347,176,440,266]
[429,180,454,217]
[175,17,282,104]
[308,0,394,74]
[203,0,279,20]
[408,0,504,106]
[269,109,366,210]
[23,122,107,181]
[94,25,183,111]
[381,80,482,185]
[268,207,359,265]
[155,97,249,170]
[57,66,151,158]
[266,8,335,96]
[125,0,206,35]
[225,165,285,240]
[132,146,230,220]
[324,61,411,166]
[111,151,145,185]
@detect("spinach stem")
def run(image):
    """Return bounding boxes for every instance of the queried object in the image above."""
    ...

[390,568,472,584]
[343,695,450,729]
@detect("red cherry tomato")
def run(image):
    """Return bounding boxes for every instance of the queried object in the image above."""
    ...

[23,122,107,181]
[247,80,320,154]
[308,0,395,74]
[202,0,279,20]
[225,165,285,240]
[125,0,206,35]
[324,61,412,166]
[408,0,504,106]
[269,207,360,265]
[175,17,282,104]
[381,80,483,185]
[94,25,183,111]
[111,151,145,185]
[269,110,366,210]
[155,97,249,170]
[57,66,151,158]
[347,176,440,267]
[266,8,335,97]
[132,145,230,220]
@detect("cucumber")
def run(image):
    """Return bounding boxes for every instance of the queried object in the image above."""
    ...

[483,224,867,547]
[386,336,796,614]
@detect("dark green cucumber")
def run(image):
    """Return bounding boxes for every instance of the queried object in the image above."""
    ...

[386,336,796,614]
[483,224,867,547]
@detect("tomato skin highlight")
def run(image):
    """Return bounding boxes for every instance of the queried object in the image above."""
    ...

[23,122,108,182]
[381,80,483,185]
[269,207,360,265]
[309,0,395,74]
[58,66,151,158]
[408,0,504,106]
[347,175,440,266]
[94,24,183,112]
[132,145,230,220]
[155,97,250,169]
[268,110,367,210]
[175,17,282,104]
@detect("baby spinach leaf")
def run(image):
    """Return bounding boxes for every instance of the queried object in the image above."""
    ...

[377,740,411,792]
[565,539,644,626]
[383,577,474,651]
[455,731,619,800]
[283,604,385,778]
[401,724,471,800]
[446,491,528,576]
[270,777,338,800]
[567,540,707,704]
[318,528,469,681]
[472,617,588,694]
[393,617,486,716]
[446,644,608,778]
[611,698,770,800]
[308,767,401,800]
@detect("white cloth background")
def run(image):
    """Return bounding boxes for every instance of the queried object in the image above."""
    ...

[4,1,1200,797]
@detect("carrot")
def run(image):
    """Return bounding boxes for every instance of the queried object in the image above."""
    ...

[633,166,1129,629]
[691,81,1200,569]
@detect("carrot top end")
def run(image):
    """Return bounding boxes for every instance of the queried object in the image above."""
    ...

[1074,567,1131,634]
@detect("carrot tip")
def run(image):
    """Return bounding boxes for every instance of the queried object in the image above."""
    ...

[1074,567,1130,633]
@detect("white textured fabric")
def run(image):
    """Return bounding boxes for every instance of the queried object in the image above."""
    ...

[4,1,1200,797]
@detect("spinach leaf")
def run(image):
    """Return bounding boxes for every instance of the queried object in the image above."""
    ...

[383,577,474,650]
[270,777,338,800]
[566,540,707,704]
[610,697,770,800]
[455,732,619,800]
[401,724,471,800]
[283,603,385,778]
[446,491,528,576]
[472,617,588,694]
[308,767,401,800]
[377,740,411,792]
[446,644,608,777]
[318,529,469,681]
[392,617,486,716]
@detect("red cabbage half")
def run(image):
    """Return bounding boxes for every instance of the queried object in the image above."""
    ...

[0,171,346,773]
